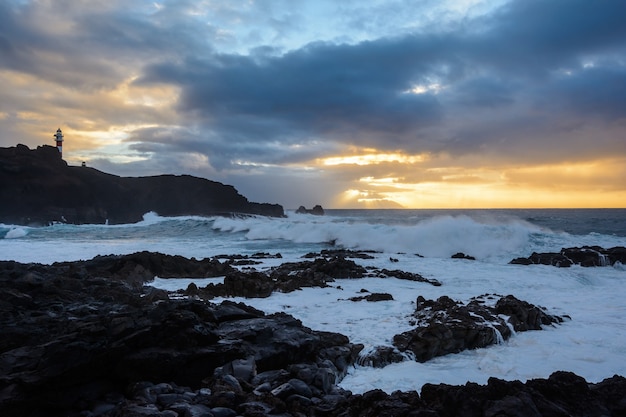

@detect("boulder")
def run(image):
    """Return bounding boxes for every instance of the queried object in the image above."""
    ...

[356,346,406,368]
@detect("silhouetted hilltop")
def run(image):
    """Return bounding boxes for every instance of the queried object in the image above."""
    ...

[0,144,284,225]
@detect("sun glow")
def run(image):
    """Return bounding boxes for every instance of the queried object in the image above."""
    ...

[320,152,426,166]
[404,83,444,95]
[110,76,180,108]
[332,157,626,209]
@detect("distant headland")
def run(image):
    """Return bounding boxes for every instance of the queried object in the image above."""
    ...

[0,144,284,225]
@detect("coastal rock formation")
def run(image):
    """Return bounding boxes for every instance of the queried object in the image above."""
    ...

[348,292,394,302]
[303,249,377,259]
[510,246,626,267]
[451,252,476,260]
[295,205,325,215]
[366,267,442,286]
[0,257,362,416]
[392,294,566,362]
[194,256,369,299]
[0,144,284,225]
[1,253,624,416]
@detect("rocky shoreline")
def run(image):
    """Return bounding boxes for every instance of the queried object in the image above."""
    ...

[1,250,625,416]
[510,246,626,267]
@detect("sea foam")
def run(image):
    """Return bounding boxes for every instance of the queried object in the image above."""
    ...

[4,227,28,239]
[213,212,544,261]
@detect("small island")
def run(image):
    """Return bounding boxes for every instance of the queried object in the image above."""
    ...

[295,205,325,215]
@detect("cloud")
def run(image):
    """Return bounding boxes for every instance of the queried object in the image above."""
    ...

[1,0,626,208]
[134,0,626,163]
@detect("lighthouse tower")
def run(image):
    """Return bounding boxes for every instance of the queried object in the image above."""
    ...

[54,128,64,157]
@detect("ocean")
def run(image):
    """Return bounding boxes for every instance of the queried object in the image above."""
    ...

[2,209,626,393]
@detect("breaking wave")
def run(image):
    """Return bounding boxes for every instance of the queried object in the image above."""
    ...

[211,212,548,260]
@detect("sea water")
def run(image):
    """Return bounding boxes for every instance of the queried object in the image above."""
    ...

[1,209,626,393]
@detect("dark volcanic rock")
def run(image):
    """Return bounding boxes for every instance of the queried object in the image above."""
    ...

[451,252,476,260]
[494,294,567,331]
[366,267,442,286]
[196,256,368,299]
[0,254,624,417]
[0,144,284,225]
[0,251,236,293]
[510,246,626,267]
[295,205,325,215]
[418,372,626,417]
[302,249,377,259]
[392,294,565,362]
[0,257,362,417]
[272,256,366,279]
[356,346,406,368]
[348,292,394,302]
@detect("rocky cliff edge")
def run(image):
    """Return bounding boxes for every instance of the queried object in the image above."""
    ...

[0,144,284,225]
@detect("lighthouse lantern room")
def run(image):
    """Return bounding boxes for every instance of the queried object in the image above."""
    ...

[54,128,64,157]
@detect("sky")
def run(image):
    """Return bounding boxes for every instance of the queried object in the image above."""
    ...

[1,0,626,209]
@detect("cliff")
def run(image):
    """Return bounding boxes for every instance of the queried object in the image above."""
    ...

[0,144,284,225]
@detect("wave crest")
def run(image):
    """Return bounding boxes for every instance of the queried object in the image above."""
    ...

[212,212,542,259]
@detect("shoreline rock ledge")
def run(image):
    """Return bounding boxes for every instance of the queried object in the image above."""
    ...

[0,144,284,225]
[1,254,625,416]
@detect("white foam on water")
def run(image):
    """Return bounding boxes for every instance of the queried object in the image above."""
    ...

[149,276,225,292]
[4,210,626,395]
[160,253,625,394]
[4,227,28,239]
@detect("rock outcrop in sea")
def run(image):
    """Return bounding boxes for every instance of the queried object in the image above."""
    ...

[392,294,566,363]
[0,144,284,225]
[295,205,325,215]
[510,246,626,267]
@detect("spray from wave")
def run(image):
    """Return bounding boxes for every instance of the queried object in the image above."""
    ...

[212,212,546,260]
[2,226,29,239]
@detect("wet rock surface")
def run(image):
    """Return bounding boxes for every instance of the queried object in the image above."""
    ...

[1,252,624,416]
[302,249,377,260]
[392,294,566,362]
[348,292,394,302]
[510,246,626,267]
[193,256,369,299]
[451,252,476,260]
[365,267,442,286]
[0,256,362,416]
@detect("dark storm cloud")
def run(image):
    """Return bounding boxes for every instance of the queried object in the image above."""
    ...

[540,65,626,121]
[451,77,516,108]
[142,36,448,139]
[0,1,209,91]
[134,0,626,163]
[475,0,626,73]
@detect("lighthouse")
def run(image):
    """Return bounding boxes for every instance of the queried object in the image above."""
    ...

[54,128,64,157]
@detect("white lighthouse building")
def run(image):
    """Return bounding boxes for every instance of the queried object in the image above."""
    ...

[54,128,64,157]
